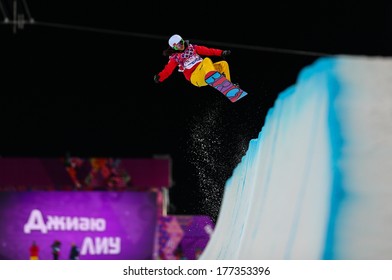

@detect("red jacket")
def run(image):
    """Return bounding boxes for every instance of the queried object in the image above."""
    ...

[30,244,39,258]
[157,43,223,82]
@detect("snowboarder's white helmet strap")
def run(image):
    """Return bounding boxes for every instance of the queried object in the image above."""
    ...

[169,34,183,49]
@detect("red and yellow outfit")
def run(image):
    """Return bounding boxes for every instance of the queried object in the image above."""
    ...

[157,43,231,87]
[29,243,39,260]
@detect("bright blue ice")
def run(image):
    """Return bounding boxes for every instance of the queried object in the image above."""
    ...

[201,55,392,259]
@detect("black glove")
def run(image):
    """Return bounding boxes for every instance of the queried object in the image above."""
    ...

[154,74,160,84]
[221,50,231,59]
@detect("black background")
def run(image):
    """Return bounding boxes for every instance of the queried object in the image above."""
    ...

[1,1,391,222]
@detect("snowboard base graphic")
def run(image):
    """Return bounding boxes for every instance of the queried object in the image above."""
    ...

[205,71,248,103]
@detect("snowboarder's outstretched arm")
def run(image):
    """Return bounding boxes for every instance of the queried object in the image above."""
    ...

[154,59,177,83]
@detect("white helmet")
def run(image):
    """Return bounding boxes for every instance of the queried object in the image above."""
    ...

[168,34,183,48]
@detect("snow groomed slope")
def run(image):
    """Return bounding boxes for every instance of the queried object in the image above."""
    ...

[201,55,392,259]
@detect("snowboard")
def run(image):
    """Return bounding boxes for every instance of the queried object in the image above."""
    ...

[205,71,248,103]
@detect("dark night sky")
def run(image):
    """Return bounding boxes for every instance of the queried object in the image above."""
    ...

[1,1,391,222]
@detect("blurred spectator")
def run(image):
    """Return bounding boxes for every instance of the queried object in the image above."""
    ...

[29,241,39,260]
[174,244,187,260]
[85,158,110,188]
[51,240,61,260]
[195,247,203,259]
[69,243,80,260]
[64,155,84,189]
[85,158,131,190]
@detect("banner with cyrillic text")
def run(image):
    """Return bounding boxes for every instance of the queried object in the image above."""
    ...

[0,191,157,260]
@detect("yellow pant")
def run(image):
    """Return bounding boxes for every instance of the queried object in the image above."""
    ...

[190,57,231,87]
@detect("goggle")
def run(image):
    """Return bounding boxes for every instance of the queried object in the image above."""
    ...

[173,39,184,50]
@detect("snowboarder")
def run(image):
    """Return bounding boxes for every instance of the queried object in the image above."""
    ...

[153,34,234,88]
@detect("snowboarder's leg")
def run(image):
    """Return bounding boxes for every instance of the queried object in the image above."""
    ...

[190,58,216,87]
[213,60,231,82]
